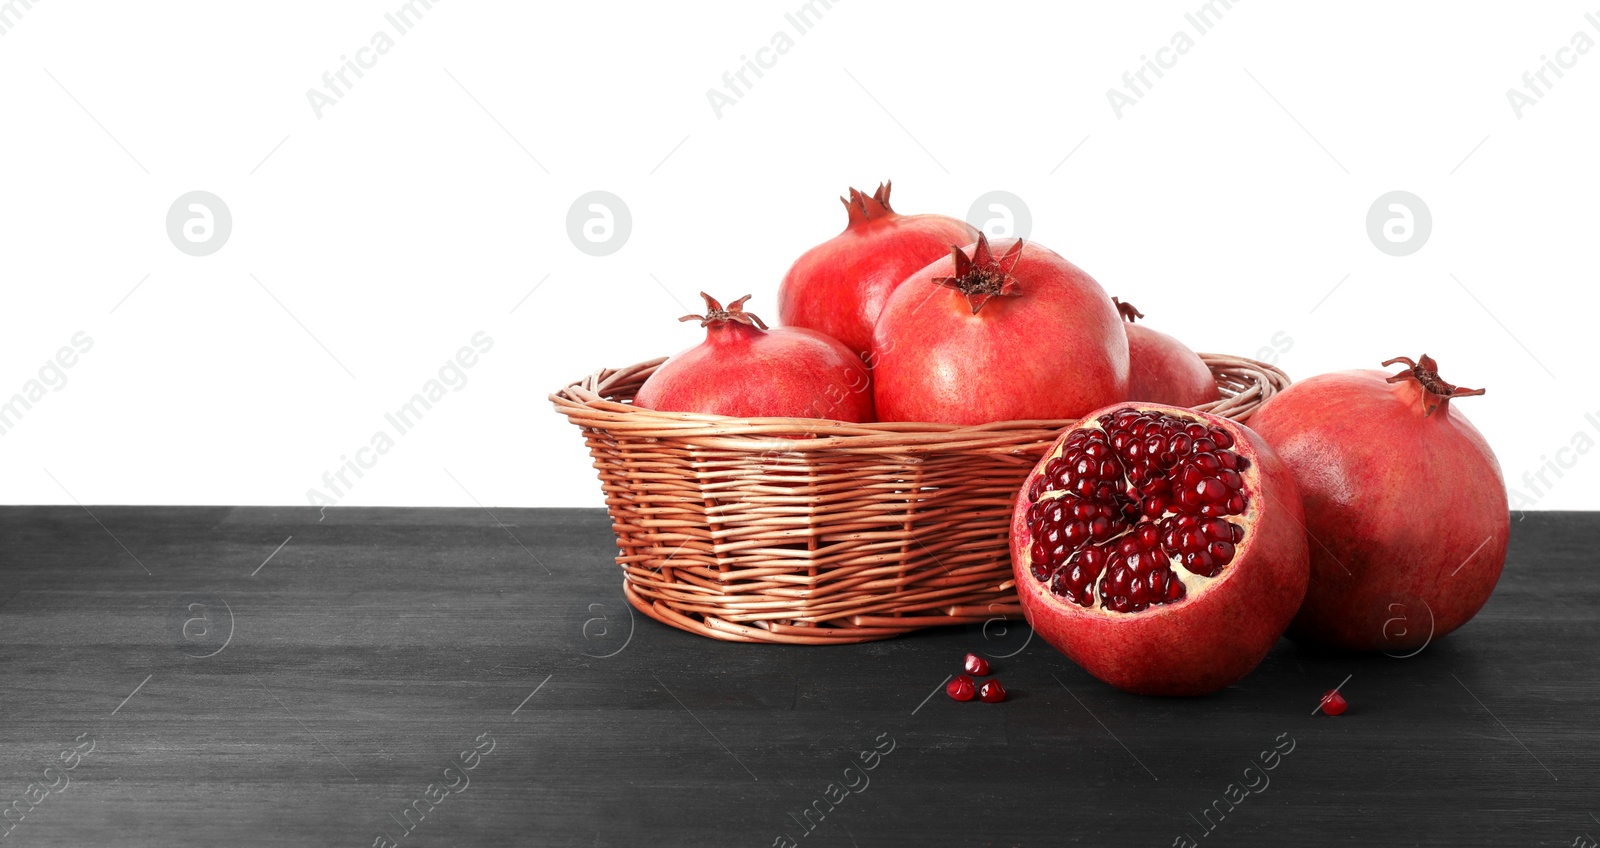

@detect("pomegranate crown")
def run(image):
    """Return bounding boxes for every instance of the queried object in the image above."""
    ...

[1112,297,1144,323]
[679,292,768,330]
[932,232,1025,314]
[840,181,896,227]
[1383,354,1483,417]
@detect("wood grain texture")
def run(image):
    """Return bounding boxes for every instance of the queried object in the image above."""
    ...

[0,507,1594,847]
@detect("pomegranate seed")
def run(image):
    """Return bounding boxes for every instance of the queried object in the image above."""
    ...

[978,679,1007,703]
[1165,578,1186,601]
[947,675,976,702]
[963,653,991,676]
[1319,689,1348,715]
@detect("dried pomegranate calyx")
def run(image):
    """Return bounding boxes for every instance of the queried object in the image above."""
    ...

[679,292,769,330]
[931,233,1025,314]
[1112,297,1145,324]
[1382,354,1483,418]
[840,181,896,227]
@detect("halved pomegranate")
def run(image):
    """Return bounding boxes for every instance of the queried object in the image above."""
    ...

[1010,404,1309,696]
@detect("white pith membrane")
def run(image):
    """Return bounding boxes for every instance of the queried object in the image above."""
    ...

[1020,407,1263,616]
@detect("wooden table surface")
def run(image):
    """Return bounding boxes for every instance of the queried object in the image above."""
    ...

[0,506,1594,847]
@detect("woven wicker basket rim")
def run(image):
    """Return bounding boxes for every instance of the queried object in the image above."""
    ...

[550,353,1289,451]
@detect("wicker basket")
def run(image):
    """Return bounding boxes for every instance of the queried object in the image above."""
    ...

[551,354,1289,645]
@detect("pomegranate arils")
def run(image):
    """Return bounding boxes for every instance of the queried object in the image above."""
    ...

[963,653,990,676]
[978,679,1007,703]
[1097,529,1184,614]
[1050,549,1100,607]
[947,675,976,702]
[1024,408,1253,613]
[1319,689,1348,716]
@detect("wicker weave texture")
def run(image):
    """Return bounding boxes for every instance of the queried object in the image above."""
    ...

[552,354,1290,644]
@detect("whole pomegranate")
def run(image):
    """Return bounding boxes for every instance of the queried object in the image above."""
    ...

[1115,298,1220,408]
[634,293,874,422]
[1247,355,1508,652]
[778,181,978,360]
[1010,404,1309,696]
[871,235,1129,425]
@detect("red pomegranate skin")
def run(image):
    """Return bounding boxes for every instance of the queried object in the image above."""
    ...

[1247,360,1508,651]
[1125,325,1220,408]
[871,237,1130,425]
[1115,298,1218,408]
[1010,404,1309,696]
[634,294,874,422]
[778,182,978,359]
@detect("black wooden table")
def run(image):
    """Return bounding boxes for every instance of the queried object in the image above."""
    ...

[0,507,1593,847]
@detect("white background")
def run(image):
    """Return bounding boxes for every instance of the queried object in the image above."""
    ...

[1,0,1595,509]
